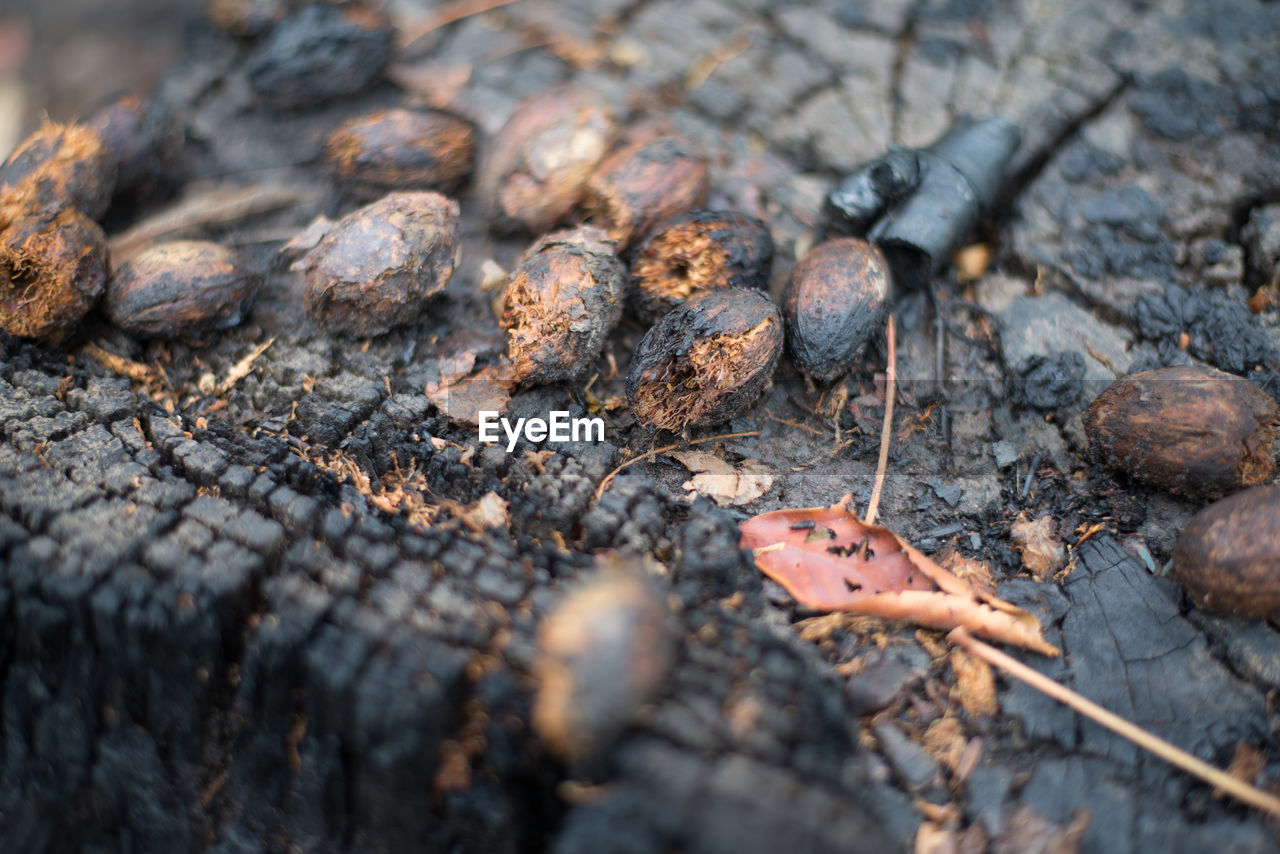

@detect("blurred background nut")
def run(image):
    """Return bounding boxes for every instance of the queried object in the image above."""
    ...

[324,107,476,201]
[0,208,109,340]
[1173,484,1280,619]
[584,135,709,250]
[0,120,117,224]
[1083,365,1278,500]
[244,4,392,108]
[85,93,182,203]
[105,240,257,338]
[477,86,616,235]
[532,567,672,763]
[500,225,625,385]
[785,237,891,382]
[627,287,783,433]
[629,209,773,323]
[293,191,458,338]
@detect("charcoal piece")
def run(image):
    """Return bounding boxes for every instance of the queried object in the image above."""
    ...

[826,148,921,235]
[244,5,392,108]
[867,116,1022,289]
[1241,204,1280,290]
[1001,536,1268,768]
[1010,352,1086,410]
[1134,284,1280,377]
[580,474,667,553]
[672,497,758,602]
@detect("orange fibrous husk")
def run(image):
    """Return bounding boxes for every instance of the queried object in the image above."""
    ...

[740,496,1059,657]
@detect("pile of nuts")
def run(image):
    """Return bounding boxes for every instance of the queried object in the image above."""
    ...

[1,21,897,436]
[0,97,187,341]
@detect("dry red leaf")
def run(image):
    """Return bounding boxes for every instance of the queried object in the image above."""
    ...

[740,497,1059,656]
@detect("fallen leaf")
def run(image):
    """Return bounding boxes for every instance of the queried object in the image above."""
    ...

[740,498,1059,656]
[1010,513,1065,580]
[670,450,775,507]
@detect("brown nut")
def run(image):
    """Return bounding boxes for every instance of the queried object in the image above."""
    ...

[500,225,625,385]
[324,107,476,201]
[784,237,891,381]
[532,567,672,763]
[105,240,258,338]
[627,286,783,432]
[583,135,709,250]
[1173,484,1280,618]
[85,94,181,198]
[477,86,616,234]
[629,209,774,323]
[293,191,458,337]
[0,120,117,224]
[1083,365,1278,500]
[0,208,109,340]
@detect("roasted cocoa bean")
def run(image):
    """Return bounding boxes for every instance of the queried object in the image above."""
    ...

[324,107,476,200]
[0,208,109,340]
[105,240,257,338]
[1173,484,1280,618]
[627,287,783,432]
[0,120,116,224]
[1083,365,1278,500]
[584,135,708,249]
[477,86,616,234]
[629,209,773,323]
[500,225,625,385]
[784,237,890,381]
[293,191,458,337]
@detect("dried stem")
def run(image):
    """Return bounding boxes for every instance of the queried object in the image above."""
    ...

[948,627,1280,819]
[109,184,318,264]
[397,0,526,49]
[594,431,760,501]
[864,314,896,526]
[217,337,275,395]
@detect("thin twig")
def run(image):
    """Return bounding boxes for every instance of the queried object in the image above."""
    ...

[217,337,275,395]
[109,185,318,263]
[948,628,1280,820]
[864,315,896,526]
[397,0,526,49]
[594,431,760,501]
